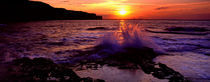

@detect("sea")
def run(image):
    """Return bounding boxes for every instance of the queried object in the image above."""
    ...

[0,20,210,82]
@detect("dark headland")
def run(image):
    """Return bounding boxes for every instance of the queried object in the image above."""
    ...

[0,0,102,23]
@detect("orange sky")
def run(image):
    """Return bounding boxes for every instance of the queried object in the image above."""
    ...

[32,0,210,19]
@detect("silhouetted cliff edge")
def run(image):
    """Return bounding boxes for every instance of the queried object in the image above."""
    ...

[0,0,102,23]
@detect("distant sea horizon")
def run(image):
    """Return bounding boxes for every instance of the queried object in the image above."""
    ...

[102,19,210,21]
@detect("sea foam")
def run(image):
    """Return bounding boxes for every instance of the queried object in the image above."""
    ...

[96,24,164,55]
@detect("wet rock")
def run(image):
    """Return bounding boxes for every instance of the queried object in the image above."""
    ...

[152,68,168,79]
[87,27,108,30]
[81,77,94,82]
[91,46,189,81]
[146,29,208,35]
[118,63,139,69]
[205,54,210,56]
[81,77,105,82]
[1,57,105,82]
[151,63,187,82]
[47,42,65,46]
[95,79,106,82]
[55,51,64,54]
[165,27,209,32]
[38,41,65,46]
[0,24,7,29]
[65,44,188,82]
[140,63,156,74]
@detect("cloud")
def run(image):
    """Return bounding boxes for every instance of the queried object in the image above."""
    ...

[62,0,68,2]
[32,0,210,19]
[155,7,169,10]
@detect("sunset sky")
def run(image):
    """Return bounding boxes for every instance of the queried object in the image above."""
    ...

[32,0,210,19]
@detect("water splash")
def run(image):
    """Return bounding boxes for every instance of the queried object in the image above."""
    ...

[96,21,164,55]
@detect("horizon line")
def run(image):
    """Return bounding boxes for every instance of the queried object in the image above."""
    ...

[101,19,210,21]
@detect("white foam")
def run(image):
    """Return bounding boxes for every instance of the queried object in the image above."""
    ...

[97,24,164,54]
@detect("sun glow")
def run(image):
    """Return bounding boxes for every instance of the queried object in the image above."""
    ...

[118,10,128,15]
[119,10,127,15]
[114,7,131,19]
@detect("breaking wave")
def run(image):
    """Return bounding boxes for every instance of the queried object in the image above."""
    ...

[96,24,164,55]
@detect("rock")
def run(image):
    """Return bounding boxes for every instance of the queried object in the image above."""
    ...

[1,57,105,82]
[87,27,108,30]
[81,77,106,82]
[47,42,65,46]
[165,27,209,32]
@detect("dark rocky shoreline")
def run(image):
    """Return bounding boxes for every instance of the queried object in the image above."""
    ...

[0,57,105,82]
[62,46,190,82]
[0,46,190,82]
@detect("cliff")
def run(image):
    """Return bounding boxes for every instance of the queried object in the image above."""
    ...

[0,0,102,23]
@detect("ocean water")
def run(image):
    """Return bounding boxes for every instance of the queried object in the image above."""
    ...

[0,20,210,81]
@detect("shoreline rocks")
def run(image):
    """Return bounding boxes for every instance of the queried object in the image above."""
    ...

[0,57,105,82]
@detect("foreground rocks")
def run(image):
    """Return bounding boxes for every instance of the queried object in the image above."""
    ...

[109,47,189,82]
[77,47,190,82]
[0,46,190,82]
[0,57,105,82]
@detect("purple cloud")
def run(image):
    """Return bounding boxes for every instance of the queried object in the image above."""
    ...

[155,7,169,10]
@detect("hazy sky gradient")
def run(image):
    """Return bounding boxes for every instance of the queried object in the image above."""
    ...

[32,0,210,19]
